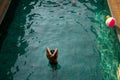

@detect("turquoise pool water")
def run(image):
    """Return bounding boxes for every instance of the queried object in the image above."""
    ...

[0,0,120,80]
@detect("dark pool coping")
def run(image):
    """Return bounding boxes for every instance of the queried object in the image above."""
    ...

[107,0,120,41]
[0,0,11,25]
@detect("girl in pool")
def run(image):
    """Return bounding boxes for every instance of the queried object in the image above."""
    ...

[46,48,58,65]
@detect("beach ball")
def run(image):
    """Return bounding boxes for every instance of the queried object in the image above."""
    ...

[105,15,115,28]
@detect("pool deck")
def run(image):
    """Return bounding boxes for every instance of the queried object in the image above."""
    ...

[0,0,11,25]
[107,0,120,41]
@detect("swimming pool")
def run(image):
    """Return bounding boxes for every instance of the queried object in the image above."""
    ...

[0,0,120,80]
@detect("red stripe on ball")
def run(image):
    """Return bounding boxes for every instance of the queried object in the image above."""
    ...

[109,19,115,27]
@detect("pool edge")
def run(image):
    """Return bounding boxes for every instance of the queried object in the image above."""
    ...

[0,0,11,25]
[107,0,120,42]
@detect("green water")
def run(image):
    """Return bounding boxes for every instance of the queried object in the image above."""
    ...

[0,0,120,80]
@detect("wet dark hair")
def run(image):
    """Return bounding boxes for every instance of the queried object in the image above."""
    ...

[50,50,55,54]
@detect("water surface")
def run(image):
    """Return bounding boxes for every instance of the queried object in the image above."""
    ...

[0,0,120,80]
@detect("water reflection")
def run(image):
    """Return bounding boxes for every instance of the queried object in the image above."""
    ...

[8,0,102,80]
[94,1,120,79]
